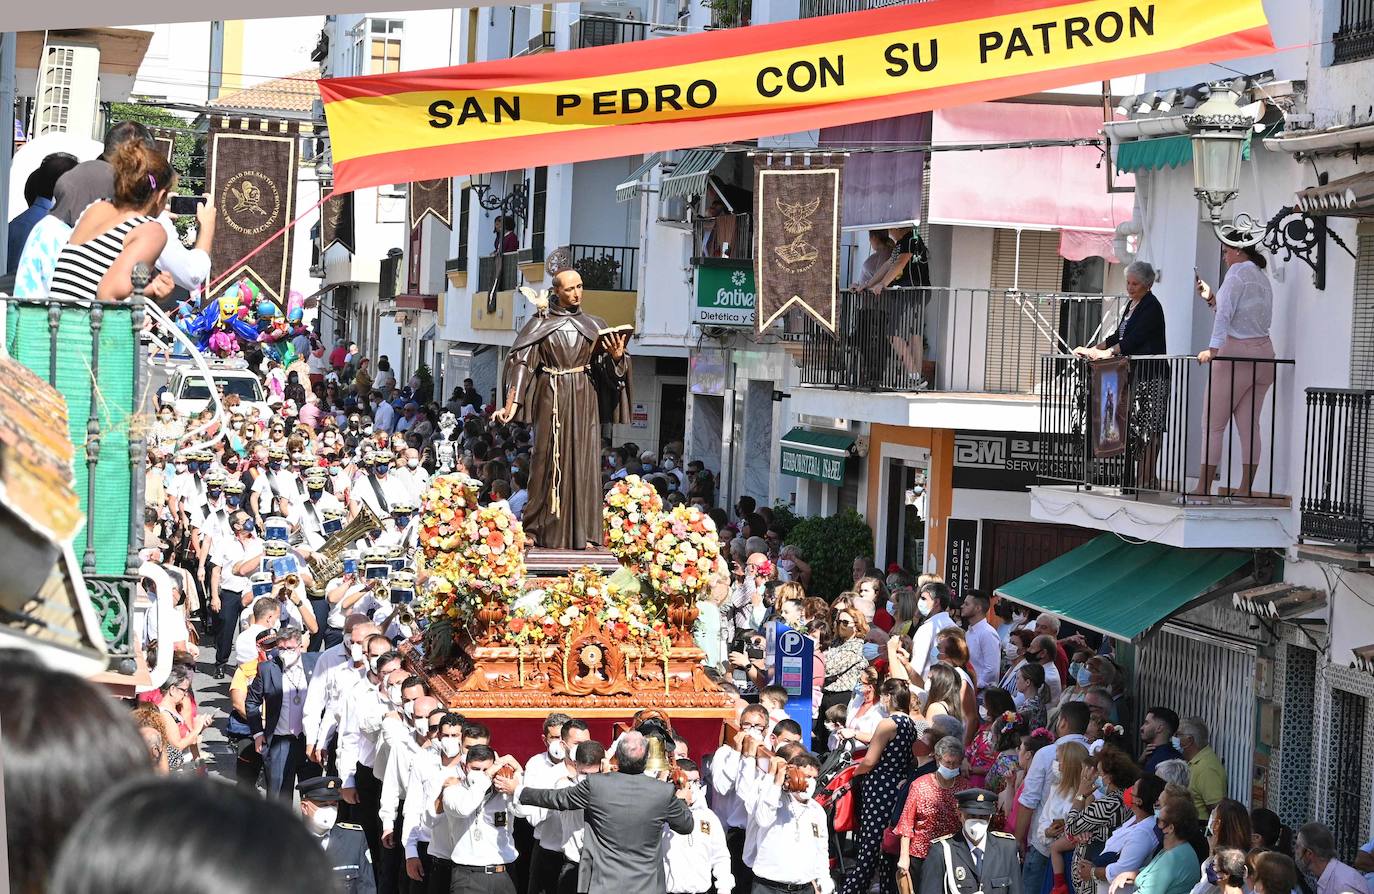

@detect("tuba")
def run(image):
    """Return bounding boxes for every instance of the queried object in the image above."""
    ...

[305,504,383,598]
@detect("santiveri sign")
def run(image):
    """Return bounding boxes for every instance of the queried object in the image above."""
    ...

[694,266,756,328]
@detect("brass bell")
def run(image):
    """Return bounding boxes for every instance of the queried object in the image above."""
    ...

[644,735,673,775]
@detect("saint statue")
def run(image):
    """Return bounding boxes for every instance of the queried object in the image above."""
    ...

[493,269,631,549]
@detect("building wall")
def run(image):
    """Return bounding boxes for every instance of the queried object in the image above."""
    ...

[131,22,215,104]
[864,424,955,574]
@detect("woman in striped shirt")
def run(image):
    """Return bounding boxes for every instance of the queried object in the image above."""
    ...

[48,139,172,302]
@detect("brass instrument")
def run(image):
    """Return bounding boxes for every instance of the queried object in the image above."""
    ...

[305,504,382,598]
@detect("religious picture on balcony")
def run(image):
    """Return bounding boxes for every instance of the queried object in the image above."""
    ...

[1091,358,1130,459]
[754,153,843,333]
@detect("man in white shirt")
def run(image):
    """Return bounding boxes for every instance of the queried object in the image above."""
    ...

[711,704,771,892]
[374,392,397,433]
[960,592,1002,690]
[210,512,264,678]
[406,712,469,891]
[663,758,733,894]
[381,696,441,878]
[1030,635,1064,701]
[910,581,959,677]
[428,746,530,888]
[523,713,577,894]
[1016,702,1091,894]
[247,624,313,799]
[337,636,400,870]
[741,752,832,894]
[355,451,410,519]
[303,615,375,765]
[395,448,430,503]
[294,467,346,550]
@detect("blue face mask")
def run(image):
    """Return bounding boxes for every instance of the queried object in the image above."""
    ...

[1076,665,1093,688]
[375,464,389,476]
[228,495,243,508]
[269,461,282,471]
[861,641,880,661]
[1204,861,1220,885]
[241,519,256,535]
[1094,779,1109,800]
[395,514,412,527]
[308,487,323,500]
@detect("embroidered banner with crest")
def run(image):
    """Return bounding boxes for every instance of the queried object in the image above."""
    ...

[408,178,452,230]
[321,189,356,255]
[754,154,843,333]
[208,117,300,303]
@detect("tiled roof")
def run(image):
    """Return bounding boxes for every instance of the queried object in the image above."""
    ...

[210,68,321,113]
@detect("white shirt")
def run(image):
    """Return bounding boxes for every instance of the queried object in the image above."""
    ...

[429,774,528,865]
[508,488,529,519]
[966,618,1001,689]
[522,751,571,848]
[1102,814,1161,882]
[709,744,758,830]
[234,623,270,666]
[663,800,733,894]
[295,490,346,550]
[744,784,832,893]
[218,537,262,594]
[303,642,352,748]
[272,658,309,737]
[374,402,397,433]
[381,731,426,837]
[1043,662,1064,701]
[402,748,443,858]
[1018,732,1090,856]
[155,213,211,291]
[355,471,409,517]
[336,675,386,785]
[911,611,958,676]
[1209,259,1273,349]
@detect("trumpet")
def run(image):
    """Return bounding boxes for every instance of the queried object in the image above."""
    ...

[281,573,302,590]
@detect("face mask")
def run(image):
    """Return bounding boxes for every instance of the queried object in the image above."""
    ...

[936,765,961,780]
[398,623,413,639]
[395,515,412,528]
[375,464,389,476]
[241,520,256,535]
[207,488,223,500]
[978,705,990,722]
[1012,690,1027,709]
[1095,779,1109,800]
[349,642,365,663]
[548,740,567,762]
[1068,662,1083,683]
[407,458,420,469]
[1076,666,1093,688]
[228,495,243,507]
[414,717,430,735]
[308,487,323,500]
[917,598,933,618]
[791,778,817,802]
[663,460,676,471]
[388,684,402,703]
[1204,861,1220,885]
[440,737,463,758]
[280,649,300,667]
[305,804,337,836]
[861,642,880,661]
[269,461,282,471]
[468,773,492,794]
[964,819,990,843]
[175,462,188,473]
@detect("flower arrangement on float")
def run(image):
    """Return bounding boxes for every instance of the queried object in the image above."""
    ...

[602,475,662,567]
[644,504,720,602]
[505,566,664,647]
[419,473,482,563]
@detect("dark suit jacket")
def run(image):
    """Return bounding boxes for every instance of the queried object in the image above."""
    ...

[246,651,319,745]
[1102,291,1167,357]
[520,771,693,893]
[919,831,1024,894]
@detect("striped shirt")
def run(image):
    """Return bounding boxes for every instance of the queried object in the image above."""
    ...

[47,215,153,301]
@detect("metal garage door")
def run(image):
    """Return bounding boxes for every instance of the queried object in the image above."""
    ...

[1136,624,1257,805]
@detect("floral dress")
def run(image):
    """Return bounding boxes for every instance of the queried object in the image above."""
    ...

[1066,789,1129,894]
[984,750,1021,832]
[966,725,999,787]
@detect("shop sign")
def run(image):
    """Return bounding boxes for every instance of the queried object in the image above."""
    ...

[780,444,845,486]
[693,266,756,328]
[953,431,1043,492]
[631,402,649,429]
[944,519,979,604]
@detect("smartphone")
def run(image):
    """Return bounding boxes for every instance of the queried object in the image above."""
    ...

[169,194,206,215]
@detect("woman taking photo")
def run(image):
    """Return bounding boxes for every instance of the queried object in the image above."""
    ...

[837,666,888,752]
[840,678,917,894]
[156,665,212,772]
[1062,748,1139,894]
[895,735,970,885]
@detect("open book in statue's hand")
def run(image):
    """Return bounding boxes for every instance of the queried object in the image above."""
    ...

[597,324,634,337]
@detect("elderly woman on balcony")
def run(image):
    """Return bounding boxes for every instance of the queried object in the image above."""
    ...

[1072,260,1169,488]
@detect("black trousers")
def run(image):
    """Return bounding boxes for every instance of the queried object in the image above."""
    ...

[427,856,454,894]
[726,826,754,894]
[379,797,406,894]
[527,846,564,894]
[449,864,515,894]
[555,860,578,894]
[510,819,533,893]
[308,597,330,652]
[353,763,385,883]
[214,589,245,666]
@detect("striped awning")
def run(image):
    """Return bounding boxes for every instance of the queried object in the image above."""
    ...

[615,153,662,204]
[660,149,725,200]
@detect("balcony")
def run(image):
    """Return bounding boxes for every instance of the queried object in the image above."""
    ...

[568,244,638,291]
[1299,388,1374,557]
[1032,354,1295,549]
[1333,0,1374,64]
[799,0,924,17]
[572,15,648,48]
[692,212,754,263]
[477,253,519,294]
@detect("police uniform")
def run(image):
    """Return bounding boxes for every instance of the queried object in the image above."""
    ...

[919,790,1023,894]
[300,776,377,894]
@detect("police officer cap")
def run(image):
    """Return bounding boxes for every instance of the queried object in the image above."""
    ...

[955,788,997,817]
[372,450,394,465]
[269,446,288,460]
[225,479,246,494]
[205,470,228,487]
[298,776,344,804]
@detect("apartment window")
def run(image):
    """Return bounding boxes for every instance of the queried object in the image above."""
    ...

[1351,228,1374,388]
[368,18,404,74]
[37,46,74,134]
[530,167,548,260]
[1328,688,1368,860]
[1333,0,1374,64]
[457,187,471,266]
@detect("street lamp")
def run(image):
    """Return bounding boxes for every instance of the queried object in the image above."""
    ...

[1183,86,1264,247]
[470,171,529,224]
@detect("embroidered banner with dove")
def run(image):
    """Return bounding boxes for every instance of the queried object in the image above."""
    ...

[753,154,843,334]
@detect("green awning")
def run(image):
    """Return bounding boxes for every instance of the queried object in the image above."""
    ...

[615,153,662,204]
[1115,121,1283,174]
[995,535,1250,642]
[660,149,725,200]
[779,427,854,486]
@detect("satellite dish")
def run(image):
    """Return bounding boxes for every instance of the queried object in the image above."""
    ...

[545,246,573,277]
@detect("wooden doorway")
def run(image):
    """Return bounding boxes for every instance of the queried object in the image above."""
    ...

[980,520,1098,594]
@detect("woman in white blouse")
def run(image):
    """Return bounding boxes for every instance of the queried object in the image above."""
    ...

[1194,241,1275,497]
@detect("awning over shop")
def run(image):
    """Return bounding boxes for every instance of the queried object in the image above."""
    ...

[927,103,1133,262]
[660,150,726,200]
[995,535,1251,642]
[1294,171,1374,217]
[779,427,854,487]
[819,113,930,230]
[615,153,663,204]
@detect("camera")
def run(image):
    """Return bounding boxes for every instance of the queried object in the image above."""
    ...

[169,194,206,216]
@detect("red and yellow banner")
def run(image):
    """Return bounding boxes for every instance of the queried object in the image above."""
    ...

[319,0,1272,194]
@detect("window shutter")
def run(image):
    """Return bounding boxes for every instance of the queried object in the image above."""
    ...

[1350,227,1374,389]
[984,229,1063,392]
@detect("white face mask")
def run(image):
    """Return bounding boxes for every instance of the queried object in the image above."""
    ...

[468,772,492,793]
[936,764,961,780]
[548,739,567,762]
[791,778,817,801]
[414,717,430,735]
[349,642,364,663]
[388,684,402,704]
[280,649,300,667]
[397,623,413,639]
[407,458,420,469]
[440,737,463,758]
[305,804,338,835]
[918,598,933,618]
[978,704,989,722]
[964,818,989,843]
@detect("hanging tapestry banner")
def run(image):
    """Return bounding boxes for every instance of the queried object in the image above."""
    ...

[321,189,356,255]
[754,154,843,333]
[319,0,1273,193]
[208,117,300,302]
[408,178,453,229]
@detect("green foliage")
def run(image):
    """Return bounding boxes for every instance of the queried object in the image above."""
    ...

[414,362,434,403]
[784,509,872,600]
[701,0,750,27]
[573,253,623,290]
[769,502,801,540]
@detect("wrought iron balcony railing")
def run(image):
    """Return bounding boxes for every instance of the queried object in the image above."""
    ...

[1300,388,1374,548]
